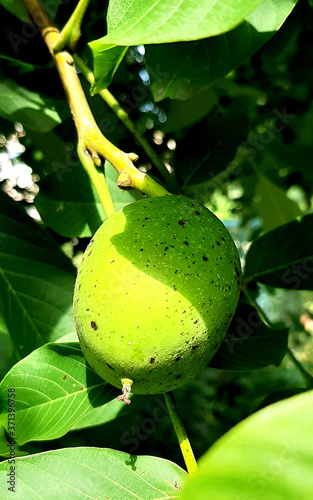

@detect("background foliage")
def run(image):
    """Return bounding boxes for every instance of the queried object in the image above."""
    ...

[0,0,313,498]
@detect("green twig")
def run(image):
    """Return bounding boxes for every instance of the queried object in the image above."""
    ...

[73,54,177,190]
[243,284,313,388]
[54,0,91,52]
[242,284,274,329]
[286,348,313,388]
[164,391,198,477]
[23,0,171,200]
[77,142,115,218]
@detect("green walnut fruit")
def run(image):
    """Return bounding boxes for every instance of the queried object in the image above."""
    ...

[73,195,241,402]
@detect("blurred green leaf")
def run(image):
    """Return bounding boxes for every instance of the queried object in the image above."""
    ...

[35,162,143,238]
[253,173,302,232]
[244,214,313,289]
[175,111,248,188]
[0,79,67,132]
[0,0,62,22]
[0,0,30,23]
[146,0,298,101]
[0,447,187,499]
[162,88,216,133]
[26,129,75,179]
[264,137,313,185]
[0,55,49,75]
[35,167,106,239]
[256,388,307,410]
[0,191,76,359]
[0,318,15,380]
[90,0,262,94]
[179,390,313,499]
[210,302,288,370]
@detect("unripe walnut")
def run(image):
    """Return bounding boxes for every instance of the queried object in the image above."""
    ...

[73,196,241,403]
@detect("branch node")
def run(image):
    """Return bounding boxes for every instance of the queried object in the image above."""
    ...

[91,152,102,166]
[128,152,139,163]
[117,170,133,190]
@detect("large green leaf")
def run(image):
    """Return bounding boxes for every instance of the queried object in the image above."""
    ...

[244,214,313,289]
[90,0,262,94]
[145,0,298,101]
[0,191,76,359]
[210,303,288,370]
[179,390,313,499]
[0,343,153,447]
[95,0,262,46]
[0,343,121,446]
[71,391,150,431]
[35,161,144,238]
[0,79,67,132]
[0,447,187,499]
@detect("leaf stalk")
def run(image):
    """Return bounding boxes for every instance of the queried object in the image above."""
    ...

[53,0,91,52]
[164,391,198,477]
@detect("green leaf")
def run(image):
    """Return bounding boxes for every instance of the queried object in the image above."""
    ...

[97,0,262,45]
[35,167,106,239]
[244,214,313,290]
[0,425,10,458]
[26,128,75,178]
[253,173,302,232]
[0,343,123,446]
[105,160,145,209]
[0,54,48,75]
[0,318,15,380]
[162,88,216,133]
[91,45,128,96]
[175,111,249,188]
[210,302,288,370]
[0,79,67,132]
[0,0,30,23]
[0,342,153,445]
[179,390,313,499]
[0,425,29,459]
[257,388,307,410]
[90,0,262,94]
[0,191,76,359]
[0,447,187,499]
[0,0,62,22]
[71,391,150,431]
[35,161,144,238]
[145,0,298,101]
